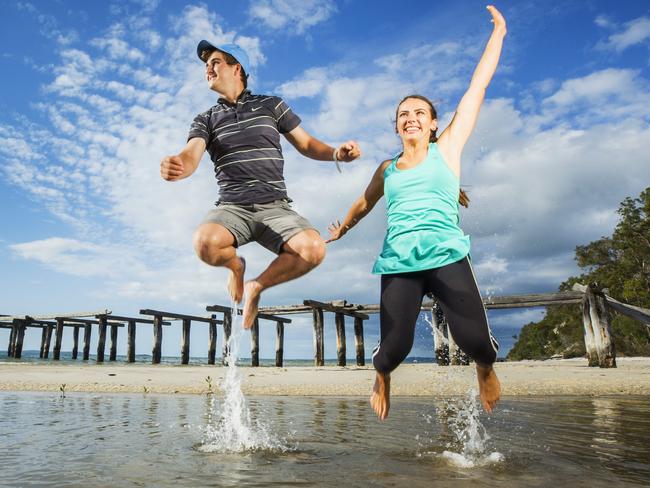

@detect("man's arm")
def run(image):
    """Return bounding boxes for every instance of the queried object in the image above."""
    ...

[284,126,361,164]
[160,137,207,181]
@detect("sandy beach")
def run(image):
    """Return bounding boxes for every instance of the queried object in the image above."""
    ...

[1,357,649,396]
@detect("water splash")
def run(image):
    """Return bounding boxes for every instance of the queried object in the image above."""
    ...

[438,390,504,467]
[198,306,292,453]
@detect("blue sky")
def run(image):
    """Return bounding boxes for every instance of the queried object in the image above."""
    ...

[1,0,649,360]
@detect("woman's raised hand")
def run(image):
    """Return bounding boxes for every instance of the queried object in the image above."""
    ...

[326,220,346,243]
[486,5,506,34]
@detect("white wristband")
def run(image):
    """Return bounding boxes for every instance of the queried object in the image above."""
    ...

[333,148,342,173]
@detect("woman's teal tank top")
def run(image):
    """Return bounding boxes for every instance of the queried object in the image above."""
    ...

[372,142,470,274]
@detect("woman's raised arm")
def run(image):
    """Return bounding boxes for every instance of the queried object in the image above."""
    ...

[326,159,391,243]
[438,5,506,170]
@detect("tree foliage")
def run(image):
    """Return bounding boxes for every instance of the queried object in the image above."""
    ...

[508,188,650,360]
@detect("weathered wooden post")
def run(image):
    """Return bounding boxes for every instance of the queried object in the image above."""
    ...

[353,317,365,366]
[275,320,284,367]
[251,317,260,367]
[152,315,163,364]
[8,325,16,357]
[83,324,91,360]
[586,284,616,368]
[44,324,54,359]
[222,311,232,365]
[181,318,191,365]
[13,320,27,359]
[312,307,325,367]
[431,303,449,365]
[127,320,136,363]
[335,312,346,367]
[97,315,107,363]
[39,327,47,358]
[581,293,599,367]
[72,326,80,360]
[53,318,65,360]
[109,323,118,361]
[208,319,217,365]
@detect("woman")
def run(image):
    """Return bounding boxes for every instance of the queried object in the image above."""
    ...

[327,5,506,420]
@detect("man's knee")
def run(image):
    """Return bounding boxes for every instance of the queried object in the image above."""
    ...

[301,236,326,266]
[192,226,233,264]
[287,231,326,266]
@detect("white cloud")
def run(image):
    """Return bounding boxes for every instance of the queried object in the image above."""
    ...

[603,16,650,52]
[3,3,650,351]
[249,0,337,34]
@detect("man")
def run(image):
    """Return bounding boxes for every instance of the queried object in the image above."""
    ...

[160,41,361,328]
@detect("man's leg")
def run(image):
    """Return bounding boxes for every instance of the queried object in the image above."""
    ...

[241,229,325,328]
[193,223,246,303]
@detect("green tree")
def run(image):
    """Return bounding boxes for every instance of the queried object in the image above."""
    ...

[508,188,650,360]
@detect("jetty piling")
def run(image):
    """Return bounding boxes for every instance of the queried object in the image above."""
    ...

[206,304,292,366]
[303,300,370,367]
[3,285,649,366]
[96,314,169,363]
[140,309,219,364]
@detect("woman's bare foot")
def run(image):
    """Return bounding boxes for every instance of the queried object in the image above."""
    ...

[476,363,500,414]
[227,257,246,303]
[242,280,262,329]
[370,371,391,420]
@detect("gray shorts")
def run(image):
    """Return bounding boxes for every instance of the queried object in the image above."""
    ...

[201,199,317,254]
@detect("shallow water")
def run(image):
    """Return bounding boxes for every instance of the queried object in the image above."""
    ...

[1,393,649,487]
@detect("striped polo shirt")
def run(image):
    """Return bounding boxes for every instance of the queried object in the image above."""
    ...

[187,90,301,205]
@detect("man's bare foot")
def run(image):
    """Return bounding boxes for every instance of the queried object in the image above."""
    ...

[242,280,262,329]
[476,363,500,414]
[370,371,390,420]
[227,257,246,303]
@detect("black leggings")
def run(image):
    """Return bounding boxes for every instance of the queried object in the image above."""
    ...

[372,256,498,374]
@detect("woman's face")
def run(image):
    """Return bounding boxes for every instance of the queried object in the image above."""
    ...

[396,98,437,143]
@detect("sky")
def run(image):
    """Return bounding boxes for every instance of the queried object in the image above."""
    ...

[1,0,649,361]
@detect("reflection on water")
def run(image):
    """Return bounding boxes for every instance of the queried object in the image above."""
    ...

[1,393,650,487]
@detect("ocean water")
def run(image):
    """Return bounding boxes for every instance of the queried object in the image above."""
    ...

[0,393,649,487]
[0,350,437,366]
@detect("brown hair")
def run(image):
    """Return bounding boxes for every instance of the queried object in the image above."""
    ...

[200,48,248,88]
[395,94,469,208]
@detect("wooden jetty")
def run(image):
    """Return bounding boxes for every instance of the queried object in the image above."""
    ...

[2,282,649,368]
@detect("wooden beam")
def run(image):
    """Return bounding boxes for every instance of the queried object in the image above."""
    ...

[573,283,650,326]
[140,309,218,324]
[206,304,291,323]
[304,300,369,319]
[3,310,111,321]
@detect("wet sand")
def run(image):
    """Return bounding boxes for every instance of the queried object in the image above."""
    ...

[1,357,649,396]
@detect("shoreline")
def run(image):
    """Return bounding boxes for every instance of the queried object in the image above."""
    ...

[1,357,649,396]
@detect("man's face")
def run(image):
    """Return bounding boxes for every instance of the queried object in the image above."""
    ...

[205,50,238,93]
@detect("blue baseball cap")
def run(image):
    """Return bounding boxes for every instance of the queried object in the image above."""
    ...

[196,41,250,78]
